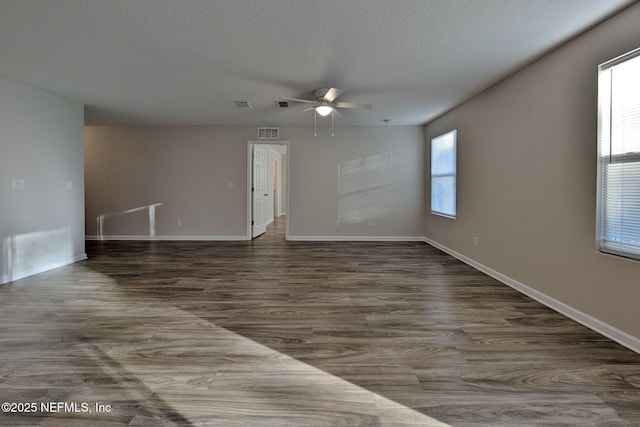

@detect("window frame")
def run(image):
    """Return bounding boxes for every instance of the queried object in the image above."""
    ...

[596,46,640,260]
[430,129,457,219]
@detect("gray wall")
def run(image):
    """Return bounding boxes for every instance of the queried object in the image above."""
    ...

[286,126,424,239]
[84,126,253,239]
[425,3,640,343]
[84,125,424,240]
[0,75,85,284]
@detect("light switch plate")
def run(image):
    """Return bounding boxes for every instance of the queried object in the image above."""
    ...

[11,179,25,190]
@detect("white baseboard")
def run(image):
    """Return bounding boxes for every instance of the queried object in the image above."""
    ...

[87,234,425,242]
[424,237,640,355]
[85,235,249,241]
[1,253,87,285]
[287,236,426,242]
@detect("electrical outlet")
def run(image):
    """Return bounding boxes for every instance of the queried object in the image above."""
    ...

[66,180,73,190]
[473,236,479,247]
[335,219,340,227]
[227,182,234,189]
[367,219,373,227]
[177,219,183,227]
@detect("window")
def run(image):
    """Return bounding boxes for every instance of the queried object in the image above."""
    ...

[597,47,640,259]
[431,129,457,218]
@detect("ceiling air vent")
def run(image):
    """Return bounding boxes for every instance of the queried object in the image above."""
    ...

[275,100,289,108]
[235,100,252,108]
[258,127,279,140]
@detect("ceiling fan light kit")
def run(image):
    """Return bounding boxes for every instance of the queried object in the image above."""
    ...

[315,104,333,116]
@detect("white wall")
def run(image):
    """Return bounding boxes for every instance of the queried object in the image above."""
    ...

[424,3,640,348]
[0,76,85,285]
[84,125,424,240]
[281,153,288,215]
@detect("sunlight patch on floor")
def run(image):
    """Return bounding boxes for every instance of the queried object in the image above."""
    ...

[69,269,451,426]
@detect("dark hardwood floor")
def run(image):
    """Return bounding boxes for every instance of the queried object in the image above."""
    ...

[1,216,639,426]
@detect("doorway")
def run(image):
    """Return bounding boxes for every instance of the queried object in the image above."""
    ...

[247,141,289,240]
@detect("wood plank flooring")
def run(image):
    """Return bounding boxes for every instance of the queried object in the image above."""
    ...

[1,216,639,426]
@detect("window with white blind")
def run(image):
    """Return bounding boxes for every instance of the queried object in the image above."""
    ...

[597,47,640,259]
[431,129,457,218]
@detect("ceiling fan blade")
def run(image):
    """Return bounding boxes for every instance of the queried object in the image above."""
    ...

[332,108,343,119]
[279,96,317,104]
[298,106,316,113]
[335,101,373,110]
[320,87,343,103]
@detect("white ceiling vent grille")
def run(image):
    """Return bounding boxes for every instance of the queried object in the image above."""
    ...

[258,127,279,140]
[235,100,252,108]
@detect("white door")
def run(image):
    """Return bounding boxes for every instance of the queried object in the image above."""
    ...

[252,145,268,238]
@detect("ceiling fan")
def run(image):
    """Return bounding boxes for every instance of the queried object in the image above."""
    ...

[279,88,372,136]
[280,87,372,116]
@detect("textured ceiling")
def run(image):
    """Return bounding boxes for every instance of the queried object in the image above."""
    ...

[0,0,633,126]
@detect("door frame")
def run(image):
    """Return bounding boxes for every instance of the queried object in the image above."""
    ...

[273,159,279,218]
[246,140,290,240]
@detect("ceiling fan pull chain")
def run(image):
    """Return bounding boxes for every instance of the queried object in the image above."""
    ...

[314,110,317,137]
[331,110,334,137]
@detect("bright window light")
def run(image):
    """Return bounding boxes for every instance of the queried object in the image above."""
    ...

[597,47,640,259]
[431,129,457,218]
